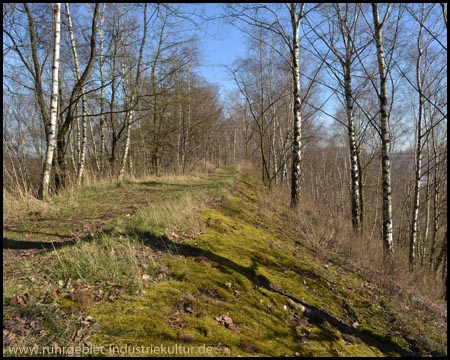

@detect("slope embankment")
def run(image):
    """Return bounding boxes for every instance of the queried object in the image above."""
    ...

[3,168,447,356]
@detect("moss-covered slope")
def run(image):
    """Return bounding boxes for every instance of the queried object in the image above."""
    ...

[88,174,446,357]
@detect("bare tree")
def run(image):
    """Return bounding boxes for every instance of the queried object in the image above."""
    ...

[371,3,395,260]
[38,3,60,199]
[65,3,89,187]
[118,4,149,180]
[54,4,99,191]
[305,3,369,232]
[408,4,426,269]
[224,3,317,207]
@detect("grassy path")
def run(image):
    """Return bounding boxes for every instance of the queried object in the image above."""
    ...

[3,170,233,245]
[3,167,446,357]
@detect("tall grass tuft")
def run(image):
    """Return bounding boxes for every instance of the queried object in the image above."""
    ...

[45,235,145,289]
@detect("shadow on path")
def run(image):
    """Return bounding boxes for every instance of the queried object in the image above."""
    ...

[131,229,420,357]
[3,237,76,250]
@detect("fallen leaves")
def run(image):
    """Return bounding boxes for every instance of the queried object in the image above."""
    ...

[10,293,31,307]
[3,315,48,349]
[167,311,188,330]
[214,314,240,333]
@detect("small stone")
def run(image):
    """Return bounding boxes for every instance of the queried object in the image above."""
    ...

[352,321,359,329]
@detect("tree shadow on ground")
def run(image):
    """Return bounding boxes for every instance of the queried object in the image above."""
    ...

[131,229,420,357]
[3,237,76,250]
[4,226,74,239]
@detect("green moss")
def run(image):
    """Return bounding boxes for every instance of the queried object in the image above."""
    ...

[57,296,83,313]
[84,173,428,356]
[6,168,437,356]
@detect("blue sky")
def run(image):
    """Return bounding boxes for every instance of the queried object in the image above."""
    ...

[190,4,247,100]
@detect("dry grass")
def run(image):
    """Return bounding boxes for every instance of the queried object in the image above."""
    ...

[3,189,50,224]
[248,165,446,305]
[304,199,445,301]
[3,165,446,356]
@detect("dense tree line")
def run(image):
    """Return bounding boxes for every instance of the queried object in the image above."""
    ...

[3,3,447,298]
[3,3,224,194]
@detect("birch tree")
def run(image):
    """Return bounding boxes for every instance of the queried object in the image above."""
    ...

[306,3,368,232]
[38,3,60,199]
[225,3,313,207]
[65,3,89,187]
[54,4,99,191]
[408,4,426,269]
[372,3,394,260]
[287,3,305,208]
[118,4,149,180]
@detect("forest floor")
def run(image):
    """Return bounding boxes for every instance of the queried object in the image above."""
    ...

[3,167,447,357]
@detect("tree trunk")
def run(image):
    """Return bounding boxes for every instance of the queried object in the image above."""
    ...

[372,3,394,260]
[344,63,362,233]
[357,147,365,232]
[429,123,441,268]
[409,32,424,270]
[23,4,50,139]
[66,4,89,188]
[182,63,192,173]
[118,4,147,180]
[289,4,304,208]
[55,4,99,191]
[118,110,132,181]
[38,3,60,199]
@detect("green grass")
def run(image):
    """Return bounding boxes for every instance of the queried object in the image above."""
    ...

[86,174,446,356]
[3,170,233,243]
[3,168,446,357]
[45,235,143,287]
[3,168,235,355]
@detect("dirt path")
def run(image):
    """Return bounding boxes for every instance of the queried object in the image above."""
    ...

[3,174,226,250]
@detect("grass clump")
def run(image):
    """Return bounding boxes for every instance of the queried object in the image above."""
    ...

[44,235,144,289]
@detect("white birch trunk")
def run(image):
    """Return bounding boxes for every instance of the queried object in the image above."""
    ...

[66,4,88,187]
[344,64,362,232]
[118,4,147,180]
[39,3,60,199]
[118,109,132,181]
[118,49,132,181]
[372,3,394,260]
[289,3,304,208]
[88,113,100,172]
[409,20,425,269]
